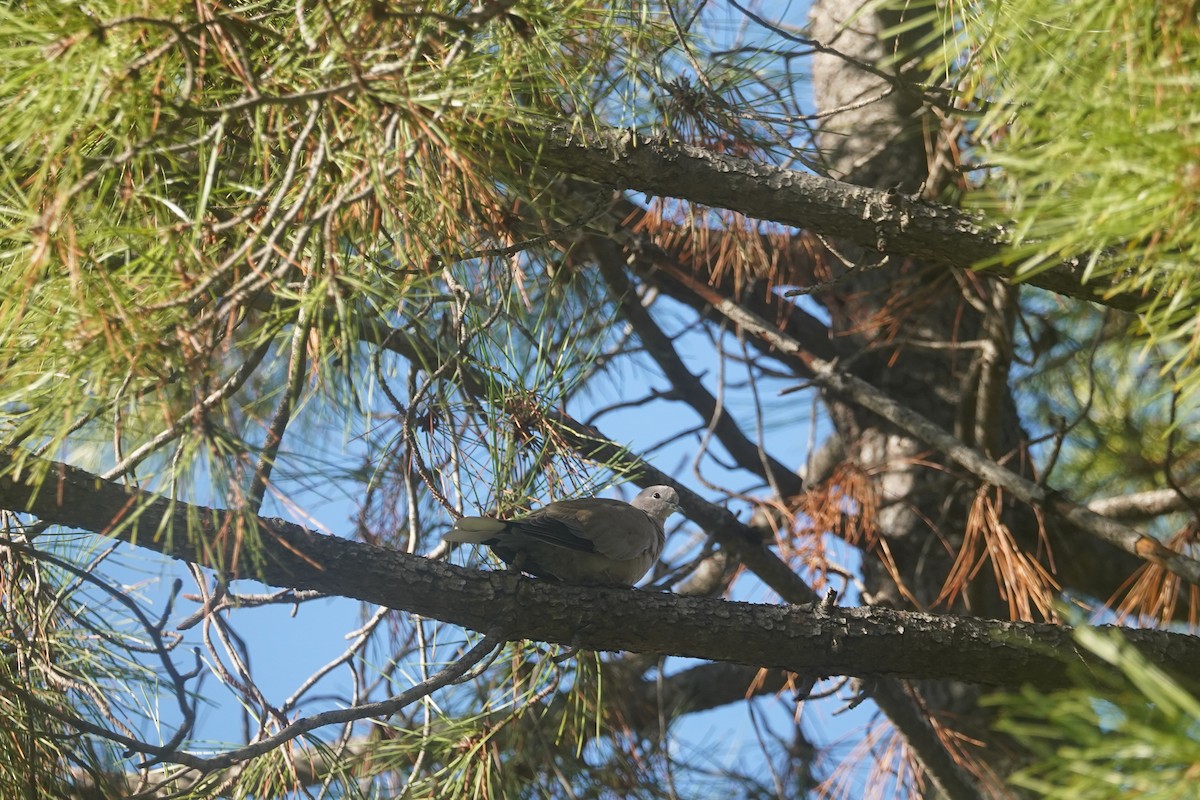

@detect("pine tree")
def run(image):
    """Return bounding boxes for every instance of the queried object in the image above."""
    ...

[2,1,1199,797]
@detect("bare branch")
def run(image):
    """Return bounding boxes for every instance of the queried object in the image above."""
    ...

[595,254,803,497]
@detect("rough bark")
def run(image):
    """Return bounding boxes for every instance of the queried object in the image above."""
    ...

[808,0,1027,781]
[3,450,1197,694]
[508,125,1145,312]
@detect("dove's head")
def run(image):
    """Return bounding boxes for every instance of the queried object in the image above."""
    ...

[631,485,681,525]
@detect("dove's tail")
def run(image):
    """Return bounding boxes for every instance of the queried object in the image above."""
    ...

[443,516,509,544]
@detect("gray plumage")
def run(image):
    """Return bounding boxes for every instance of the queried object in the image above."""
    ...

[444,485,681,585]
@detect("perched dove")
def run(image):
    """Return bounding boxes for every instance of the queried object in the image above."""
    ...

[444,485,681,585]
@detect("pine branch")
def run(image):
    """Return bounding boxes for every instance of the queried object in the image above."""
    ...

[510,124,1146,312]
[3,448,1198,695]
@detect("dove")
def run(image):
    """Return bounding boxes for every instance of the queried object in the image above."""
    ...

[444,485,680,585]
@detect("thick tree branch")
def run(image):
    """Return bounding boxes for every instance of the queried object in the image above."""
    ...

[3,450,1199,692]
[513,124,1144,312]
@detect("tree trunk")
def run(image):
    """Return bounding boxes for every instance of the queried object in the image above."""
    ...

[809,0,1029,782]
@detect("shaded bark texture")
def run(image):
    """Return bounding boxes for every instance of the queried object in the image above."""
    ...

[805,0,1141,782]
